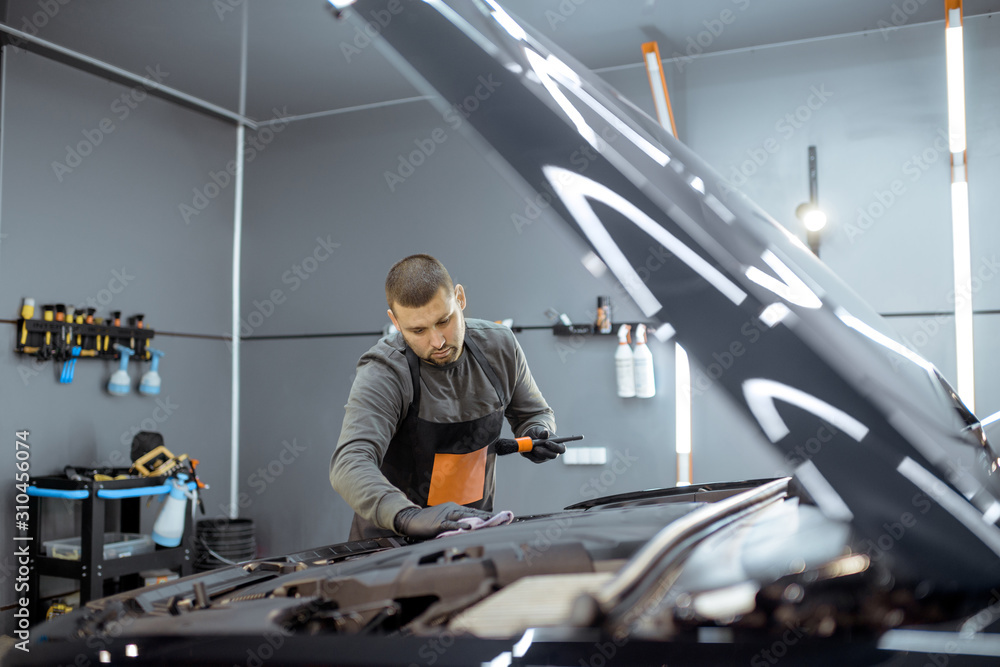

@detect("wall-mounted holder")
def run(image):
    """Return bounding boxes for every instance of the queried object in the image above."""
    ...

[552,322,653,336]
[14,301,155,364]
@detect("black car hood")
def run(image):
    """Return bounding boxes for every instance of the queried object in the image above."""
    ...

[340,0,1000,591]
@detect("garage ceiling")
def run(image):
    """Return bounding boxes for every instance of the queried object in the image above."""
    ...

[4,0,999,121]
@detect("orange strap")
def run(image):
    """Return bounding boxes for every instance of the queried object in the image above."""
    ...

[515,437,533,453]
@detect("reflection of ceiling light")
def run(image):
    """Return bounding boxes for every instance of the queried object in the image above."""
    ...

[796,203,827,232]
[742,378,869,443]
[512,629,534,657]
[486,0,527,41]
[759,303,791,328]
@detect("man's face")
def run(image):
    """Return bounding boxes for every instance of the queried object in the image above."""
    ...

[388,285,467,366]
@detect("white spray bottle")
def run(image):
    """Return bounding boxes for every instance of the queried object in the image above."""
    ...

[633,323,656,398]
[615,324,636,398]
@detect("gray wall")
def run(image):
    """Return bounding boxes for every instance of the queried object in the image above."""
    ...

[0,50,236,625]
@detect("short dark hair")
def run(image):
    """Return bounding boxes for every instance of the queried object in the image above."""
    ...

[385,254,454,310]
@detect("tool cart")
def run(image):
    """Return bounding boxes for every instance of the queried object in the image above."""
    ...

[26,472,195,623]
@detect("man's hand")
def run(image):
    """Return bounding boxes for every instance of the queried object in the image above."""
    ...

[520,427,565,464]
[393,502,495,538]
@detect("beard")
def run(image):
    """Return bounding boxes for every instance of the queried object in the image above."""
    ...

[417,315,465,366]
[424,345,459,365]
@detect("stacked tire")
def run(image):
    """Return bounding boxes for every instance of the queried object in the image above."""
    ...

[194,518,256,571]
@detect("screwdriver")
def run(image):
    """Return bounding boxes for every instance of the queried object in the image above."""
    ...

[494,434,583,456]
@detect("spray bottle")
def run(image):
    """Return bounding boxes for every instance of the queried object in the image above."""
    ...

[140,348,165,396]
[633,324,656,398]
[615,324,636,398]
[152,473,193,547]
[108,344,134,396]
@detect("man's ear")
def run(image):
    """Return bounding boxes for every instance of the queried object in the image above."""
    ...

[455,284,466,310]
[387,308,400,331]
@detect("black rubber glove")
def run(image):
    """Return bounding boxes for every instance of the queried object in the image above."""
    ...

[520,427,565,464]
[393,502,495,539]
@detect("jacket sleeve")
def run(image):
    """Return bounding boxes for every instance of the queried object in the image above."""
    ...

[503,331,557,438]
[330,354,419,531]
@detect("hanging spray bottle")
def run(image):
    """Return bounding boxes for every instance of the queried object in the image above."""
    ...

[615,324,636,398]
[140,348,165,396]
[633,323,656,398]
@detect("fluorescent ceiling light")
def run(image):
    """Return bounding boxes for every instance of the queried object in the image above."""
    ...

[945,12,967,153]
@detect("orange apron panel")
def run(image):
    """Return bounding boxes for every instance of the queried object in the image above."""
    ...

[427,448,487,506]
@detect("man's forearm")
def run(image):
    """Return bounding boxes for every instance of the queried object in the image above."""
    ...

[515,412,556,438]
[330,446,415,531]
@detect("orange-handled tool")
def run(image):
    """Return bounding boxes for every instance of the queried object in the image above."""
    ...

[494,434,583,456]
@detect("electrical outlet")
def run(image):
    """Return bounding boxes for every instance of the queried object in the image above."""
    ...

[563,447,607,465]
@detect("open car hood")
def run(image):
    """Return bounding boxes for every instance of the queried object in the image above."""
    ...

[337,0,1000,592]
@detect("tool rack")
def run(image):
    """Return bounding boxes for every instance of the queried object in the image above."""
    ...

[26,473,194,623]
[15,314,154,362]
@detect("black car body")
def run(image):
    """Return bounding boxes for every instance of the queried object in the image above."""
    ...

[11,1,1000,665]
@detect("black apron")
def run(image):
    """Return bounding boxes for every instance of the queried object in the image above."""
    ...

[348,336,505,540]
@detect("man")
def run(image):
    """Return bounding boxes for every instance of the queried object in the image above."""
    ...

[331,254,562,540]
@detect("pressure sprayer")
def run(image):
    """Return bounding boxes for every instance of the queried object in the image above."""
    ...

[152,473,196,547]
[108,344,134,395]
[615,324,635,398]
[140,348,165,395]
